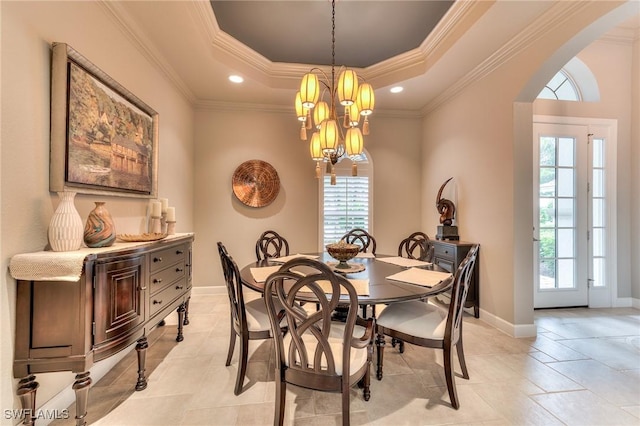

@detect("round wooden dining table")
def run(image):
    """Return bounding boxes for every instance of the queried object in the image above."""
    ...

[239,252,454,311]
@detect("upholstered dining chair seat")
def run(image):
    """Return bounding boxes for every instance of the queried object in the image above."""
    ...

[244,297,281,333]
[376,300,446,340]
[283,323,369,375]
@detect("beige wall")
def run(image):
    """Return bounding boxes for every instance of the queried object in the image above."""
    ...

[1,1,195,418]
[192,108,423,287]
[1,0,637,419]
[632,33,640,301]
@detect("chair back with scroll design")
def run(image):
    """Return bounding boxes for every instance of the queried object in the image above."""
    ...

[264,258,373,426]
[398,231,435,262]
[341,228,376,255]
[218,242,274,395]
[375,244,479,410]
[255,230,290,261]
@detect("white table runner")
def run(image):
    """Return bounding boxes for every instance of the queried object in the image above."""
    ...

[9,233,193,282]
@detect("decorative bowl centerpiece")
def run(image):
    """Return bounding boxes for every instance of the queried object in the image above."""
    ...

[326,241,360,270]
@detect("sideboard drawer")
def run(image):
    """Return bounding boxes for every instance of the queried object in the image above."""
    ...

[150,244,188,273]
[150,261,185,293]
[433,243,454,260]
[149,280,185,317]
[431,240,480,318]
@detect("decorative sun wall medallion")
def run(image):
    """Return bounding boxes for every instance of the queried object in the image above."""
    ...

[232,160,280,207]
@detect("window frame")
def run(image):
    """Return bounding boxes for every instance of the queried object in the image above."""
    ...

[318,152,374,251]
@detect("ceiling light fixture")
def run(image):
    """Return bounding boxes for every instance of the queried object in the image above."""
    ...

[294,0,375,184]
[229,75,244,83]
[390,86,403,94]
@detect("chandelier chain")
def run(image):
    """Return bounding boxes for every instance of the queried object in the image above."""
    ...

[331,0,336,113]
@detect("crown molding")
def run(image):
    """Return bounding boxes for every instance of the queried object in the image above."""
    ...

[98,1,196,103]
[422,1,594,115]
[194,0,492,90]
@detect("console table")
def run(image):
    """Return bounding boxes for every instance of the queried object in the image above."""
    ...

[9,233,194,426]
[431,240,480,317]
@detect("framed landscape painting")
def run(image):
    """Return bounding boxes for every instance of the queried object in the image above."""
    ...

[50,42,158,198]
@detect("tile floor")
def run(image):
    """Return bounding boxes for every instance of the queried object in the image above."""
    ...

[51,292,640,425]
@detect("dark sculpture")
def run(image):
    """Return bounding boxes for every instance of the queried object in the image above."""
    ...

[436,177,456,226]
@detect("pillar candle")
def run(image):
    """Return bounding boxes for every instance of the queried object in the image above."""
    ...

[166,207,176,222]
[151,201,162,217]
[159,198,169,214]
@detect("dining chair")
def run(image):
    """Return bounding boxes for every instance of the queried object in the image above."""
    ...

[398,231,434,262]
[341,228,376,255]
[217,241,284,396]
[264,258,374,426]
[255,230,290,261]
[375,244,479,409]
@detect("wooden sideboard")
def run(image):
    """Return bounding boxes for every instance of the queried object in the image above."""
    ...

[10,233,194,426]
[431,240,480,318]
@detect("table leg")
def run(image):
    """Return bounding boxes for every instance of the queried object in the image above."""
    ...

[17,375,38,426]
[375,333,385,380]
[135,336,148,391]
[72,372,91,426]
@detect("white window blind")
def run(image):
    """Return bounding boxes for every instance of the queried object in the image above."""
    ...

[323,175,369,246]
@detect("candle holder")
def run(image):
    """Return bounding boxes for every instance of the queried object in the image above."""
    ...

[166,221,176,235]
[150,216,162,234]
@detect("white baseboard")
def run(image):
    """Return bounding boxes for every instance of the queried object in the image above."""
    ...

[631,298,640,309]
[191,285,225,295]
[478,308,537,338]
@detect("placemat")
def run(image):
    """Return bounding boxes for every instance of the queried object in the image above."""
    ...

[386,267,452,287]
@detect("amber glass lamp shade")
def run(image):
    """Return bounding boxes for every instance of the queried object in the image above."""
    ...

[319,119,339,153]
[356,83,375,115]
[309,132,323,161]
[313,101,330,129]
[338,69,359,106]
[294,92,307,122]
[346,103,360,127]
[345,128,363,158]
[300,73,320,108]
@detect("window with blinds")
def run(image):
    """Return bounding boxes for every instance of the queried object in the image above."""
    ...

[321,154,371,247]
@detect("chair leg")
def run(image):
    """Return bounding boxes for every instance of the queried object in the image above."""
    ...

[456,339,469,379]
[234,334,249,396]
[375,333,385,380]
[443,346,460,409]
[362,361,371,401]
[274,376,286,426]
[341,382,350,426]
[225,323,236,367]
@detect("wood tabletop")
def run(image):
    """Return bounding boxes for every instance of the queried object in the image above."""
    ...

[240,252,453,306]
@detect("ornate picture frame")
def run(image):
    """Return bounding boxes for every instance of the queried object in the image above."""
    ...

[50,42,158,198]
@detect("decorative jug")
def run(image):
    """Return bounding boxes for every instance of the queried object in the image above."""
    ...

[48,191,83,251]
[84,202,116,248]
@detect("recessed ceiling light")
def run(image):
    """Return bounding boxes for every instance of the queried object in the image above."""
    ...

[390,86,403,94]
[229,75,244,83]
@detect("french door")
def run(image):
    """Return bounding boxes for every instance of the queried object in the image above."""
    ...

[533,118,615,309]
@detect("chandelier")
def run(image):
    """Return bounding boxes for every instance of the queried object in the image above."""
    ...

[294,0,375,185]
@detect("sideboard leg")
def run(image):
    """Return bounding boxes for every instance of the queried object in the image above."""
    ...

[176,303,185,342]
[183,297,191,325]
[135,336,148,391]
[17,375,38,426]
[72,372,91,426]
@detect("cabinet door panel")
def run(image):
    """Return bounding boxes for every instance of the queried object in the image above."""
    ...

[94,256,145,346]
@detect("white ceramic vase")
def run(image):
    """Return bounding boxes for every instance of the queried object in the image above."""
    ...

[48,191,84,251]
